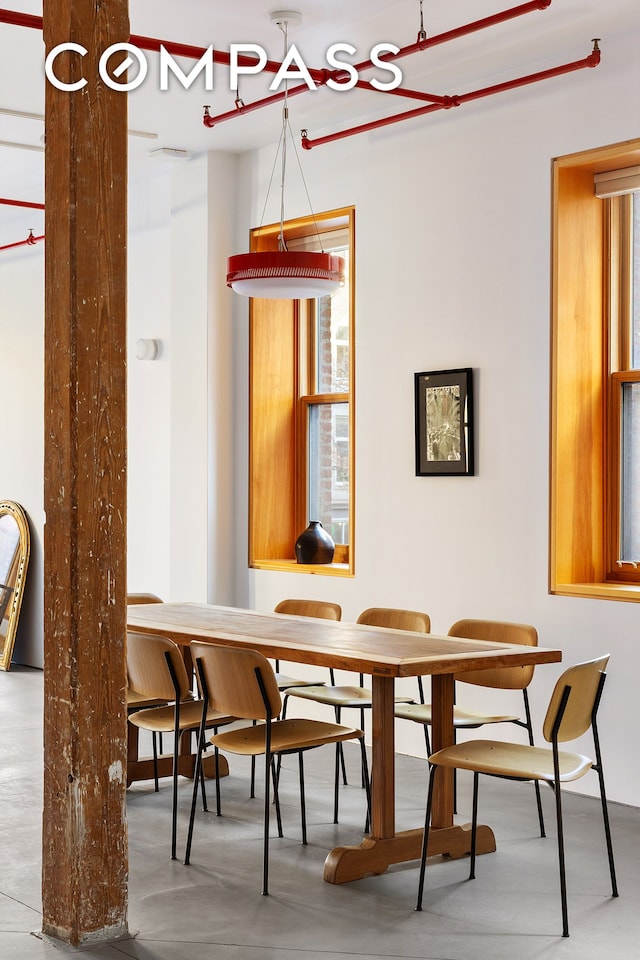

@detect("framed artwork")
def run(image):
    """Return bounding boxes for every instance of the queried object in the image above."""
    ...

[414,367,474,476]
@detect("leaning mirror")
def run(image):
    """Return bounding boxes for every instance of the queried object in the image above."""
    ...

[0,501,30,671]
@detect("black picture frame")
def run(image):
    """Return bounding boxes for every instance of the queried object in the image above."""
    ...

[414,367,474,476]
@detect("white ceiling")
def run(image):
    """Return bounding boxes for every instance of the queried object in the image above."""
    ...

[1,0,638,245]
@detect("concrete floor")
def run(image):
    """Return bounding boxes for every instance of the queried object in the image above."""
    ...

[1,665,637,959]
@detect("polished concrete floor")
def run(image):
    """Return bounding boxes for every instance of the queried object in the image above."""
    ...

[1,665,637,959]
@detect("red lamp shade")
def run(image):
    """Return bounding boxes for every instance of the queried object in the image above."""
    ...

[227,249,344,299]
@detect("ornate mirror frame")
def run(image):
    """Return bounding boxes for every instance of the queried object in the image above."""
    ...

[0,501,30,671]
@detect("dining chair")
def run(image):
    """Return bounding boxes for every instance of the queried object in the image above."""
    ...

[281,607,430,821]
[272,598,341,690]
[126,593,168,763]
[126,630,235,860]
[416,655,618,937]
[184,641,370,895]
[394,618,546,836]
[249,599,342,798]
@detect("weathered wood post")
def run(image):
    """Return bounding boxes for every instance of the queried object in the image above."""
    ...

[42,0,129,944]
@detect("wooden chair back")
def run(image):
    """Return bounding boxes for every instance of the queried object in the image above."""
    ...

[126,631,191,702]
[543,655,610,743]
[357,607,431,633]
[127,592,163,604]
[274,599,342,620]
[448,618,538,690]
[191,641,282,721]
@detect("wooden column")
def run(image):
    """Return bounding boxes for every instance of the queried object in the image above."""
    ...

[42,1,130,945]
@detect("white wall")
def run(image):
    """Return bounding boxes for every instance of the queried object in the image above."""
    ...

[1,23,639,806]
[0,245,44,667]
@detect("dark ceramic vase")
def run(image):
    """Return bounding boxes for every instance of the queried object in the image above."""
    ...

[295,520,335,564]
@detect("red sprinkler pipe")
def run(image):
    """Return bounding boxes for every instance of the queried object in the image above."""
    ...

[302,40,600,150]
[0,8,328,82]
[201,1,550,128]
[0,230,45,252]
[0,2,553,131]
[203,76,451,128]
[351,1,553,75]
[0,197,45,210]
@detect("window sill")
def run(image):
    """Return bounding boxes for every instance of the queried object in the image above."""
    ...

[251,559,353,578]
[551,582,640,602]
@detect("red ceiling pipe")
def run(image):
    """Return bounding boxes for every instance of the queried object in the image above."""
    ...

[0,9,320,78]
[200,2,550,129]
[203,76,451,128]
[0,197,45,210]
[351,1,553,75]
[1,2,552,127]
[302,41,600,151]
[0,9,42,30]
[0,230,45,252]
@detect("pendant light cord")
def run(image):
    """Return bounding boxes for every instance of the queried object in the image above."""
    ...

[258,17,327,255]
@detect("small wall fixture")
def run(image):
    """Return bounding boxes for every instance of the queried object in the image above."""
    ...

[135,338,160,361]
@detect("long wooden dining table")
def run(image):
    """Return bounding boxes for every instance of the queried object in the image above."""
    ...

[126,601,562,883]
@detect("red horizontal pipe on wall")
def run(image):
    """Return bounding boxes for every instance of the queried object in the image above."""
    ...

[0,197,45,210]
[0,231,45,252]
[302,42,601,150]
[0,200,45,253]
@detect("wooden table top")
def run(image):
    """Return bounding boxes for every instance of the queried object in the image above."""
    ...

[127,602,562,678]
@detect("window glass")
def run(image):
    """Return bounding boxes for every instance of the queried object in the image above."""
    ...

[633,193,640,369]
[621,381,640,561]
[316,249,350,394]
[307,402,349,546]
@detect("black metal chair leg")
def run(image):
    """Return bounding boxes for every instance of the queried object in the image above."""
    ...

[298,751,307,845]
[184,727,205,865]
[213,744,222,816]
[199,744,208,813]
[333,737,340,824]
[263,752,271,896]
[522,689,545,837]
[170,705,181,861]
[271,757,283,838]
[416,763,437,911]
[152,732,159,792]
[335,707,348,785]
[360,738,371,834]
[591,716,618,898]
[422,723,431,758]
[469,771,479,880]
[551,766,569,937]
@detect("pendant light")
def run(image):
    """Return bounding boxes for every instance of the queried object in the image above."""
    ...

[226,12,344,300]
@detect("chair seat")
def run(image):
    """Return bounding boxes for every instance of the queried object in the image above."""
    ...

[429,738,593,783]
[274,673,326,691]
[128,699,234,734]
[126,688,168,710]
[394,702,519,728]
[283,683,413,709]
[210,717,363,757]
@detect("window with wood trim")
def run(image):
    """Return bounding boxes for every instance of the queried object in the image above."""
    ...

[551,139,640,600]
[248,207,355,576]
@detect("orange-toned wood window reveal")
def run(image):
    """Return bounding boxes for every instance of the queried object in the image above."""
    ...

[249,207,355,576]
[551,138,640,601]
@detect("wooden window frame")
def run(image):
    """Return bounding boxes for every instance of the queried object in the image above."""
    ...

[550,138,640,601]
[248,206,355,576]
